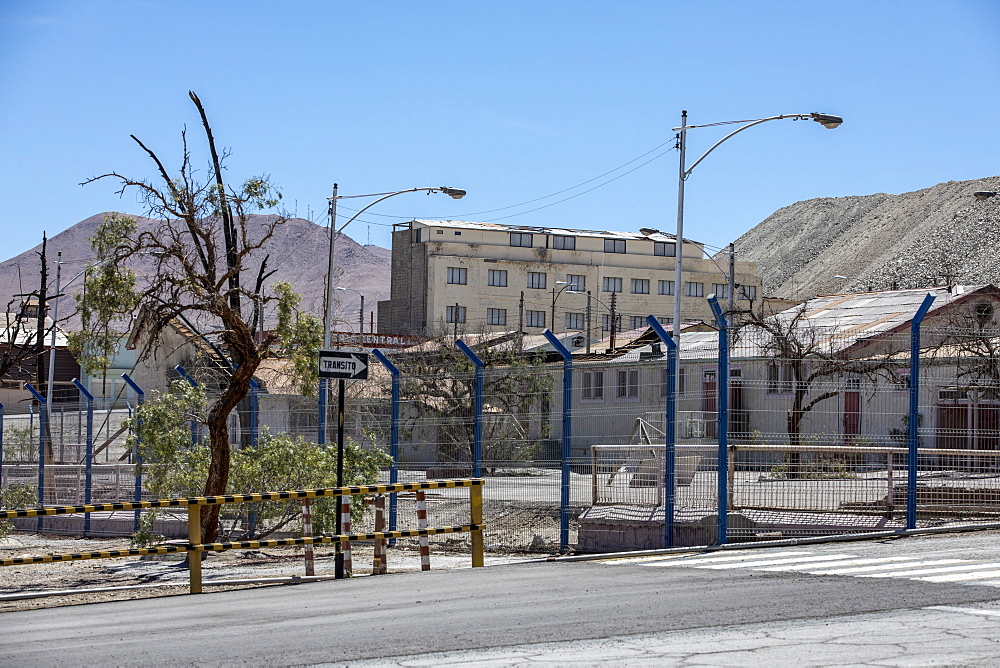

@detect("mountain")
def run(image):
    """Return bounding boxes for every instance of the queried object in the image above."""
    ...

[733,176,1000,300]
[0,213,391,331]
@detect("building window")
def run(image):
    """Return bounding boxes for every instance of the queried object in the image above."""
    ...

[487,308,507,326]
[658,280,675,296]
[767,362,793,393]
[552,235,576,250]
[602,313,622,331]
[527,272,547,289]
[629,315,646,330]
[526,310,546,328]
[510,232,533,248]
[739,285,757,300]
[447,267,467,285]
[582,370,604,401]
[603,276,622,293]
[567,274,586,291]
[616,368,639,399]
[654,241,676,257]
[684,281,704,297]
[487,269,508,287]
[660,367,685,396]
[604,238,626,254]
[566,312,584,331]
[446,305,466,324]
[631,278,650,295]
[712,283,730,299]
[414,229,423,243]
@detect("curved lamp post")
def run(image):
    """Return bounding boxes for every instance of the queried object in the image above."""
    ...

[324,185,466,349]
[671,111,843,342]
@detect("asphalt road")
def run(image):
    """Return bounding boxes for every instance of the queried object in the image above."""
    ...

[4,532,1000,666]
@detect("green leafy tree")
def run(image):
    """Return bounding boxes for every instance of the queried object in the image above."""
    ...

[274,281,324,396]
[130,382,388,542]
[76,92,302,541]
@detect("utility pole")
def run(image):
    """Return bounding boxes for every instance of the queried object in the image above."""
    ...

[585,291,592,355]
[728,242,736,316]
[359,294,365,334]
[518,291,525,346]
[34,235,48,393]
[551,287,556,333]
[609,291,618,352]
[453,302,460,339]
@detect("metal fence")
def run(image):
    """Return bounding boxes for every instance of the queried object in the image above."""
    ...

[9,295,1000,554]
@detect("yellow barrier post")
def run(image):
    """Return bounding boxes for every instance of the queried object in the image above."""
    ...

[470,480,484,568]
[188,504,203,594]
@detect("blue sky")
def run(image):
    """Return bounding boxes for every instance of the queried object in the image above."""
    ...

[1,1,998,260]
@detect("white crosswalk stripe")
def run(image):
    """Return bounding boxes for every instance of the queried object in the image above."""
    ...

[614,549,1000,588]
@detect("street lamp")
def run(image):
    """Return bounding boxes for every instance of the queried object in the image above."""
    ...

[671,110,843,343]
[335,286,365,334]
[550,281,573,332]
[323,184,465,580]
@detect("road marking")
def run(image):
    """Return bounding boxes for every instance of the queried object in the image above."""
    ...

[921,570,1000,583]
[856,562,1000,578]
[755,557,918,572]
[698,554,860,570]
[818,559,967,575]
[927,606,1000,618]
[633,551,814,567]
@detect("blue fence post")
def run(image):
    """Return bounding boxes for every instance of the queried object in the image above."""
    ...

[72,379,94,537]
[249,378,260,448]
[707,296,729,545]
[25,383,47,531]
[455,339,484,478]
[907,293,936,530]
[122,373,145,533]
[318,378,328,446]
[174,366,199,446]
[542,330,573,554]
[646,316,678,548]
[373,349,401,544]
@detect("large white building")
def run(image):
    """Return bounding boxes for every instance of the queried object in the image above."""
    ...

[377,220,763,338]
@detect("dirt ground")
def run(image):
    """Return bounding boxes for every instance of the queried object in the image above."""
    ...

[0,533,534,614]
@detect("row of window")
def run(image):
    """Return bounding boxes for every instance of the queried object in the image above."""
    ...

[447,307,671,331]
[446,267,757,300]
[508,232,677,257]
[581,368,690,401]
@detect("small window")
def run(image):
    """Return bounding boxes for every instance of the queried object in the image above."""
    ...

[712,283,730,299]
[510,232,533,248]
[488,269,508,287]
[658,280,675,296]
[567,274,586,291]
[631,278,650,295]
[566,312,584,331]
[654,242,676,257]
[767,362,793,393]
[976,302,994,323]
[630,315,646,330]
[487,308,507,326]
[616,368,639,399]
[527,272,547,290]
[446,305,466,324]
[582,370,604,401]
[739,285,757,300]
[447,267,467,285]
[659,367,686,396]
[414,229,423,242]
[552,235,576,250]
[526,310,546,328]
[603,277,623,293]
[684,282,704,297]
[602,313,622,332]
[604,238,626,254]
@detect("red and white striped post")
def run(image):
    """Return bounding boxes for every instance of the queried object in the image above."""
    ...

[373,494,387,575]
[302,498,315,576]
[415,490,430,571]
[340,497,353,576]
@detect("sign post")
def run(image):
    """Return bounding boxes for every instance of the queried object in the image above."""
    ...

[319,349,369,578]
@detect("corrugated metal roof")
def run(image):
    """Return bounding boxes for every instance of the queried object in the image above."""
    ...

[409,219,702,245]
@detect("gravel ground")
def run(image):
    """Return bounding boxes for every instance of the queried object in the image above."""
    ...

[0,533,533,614]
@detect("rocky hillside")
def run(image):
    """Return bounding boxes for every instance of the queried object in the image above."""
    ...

[734,176,1000,299]
[0,213,391,330]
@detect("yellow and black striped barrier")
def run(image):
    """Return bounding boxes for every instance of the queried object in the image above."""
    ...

[0,479,484,519]
[1,479,486,593]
